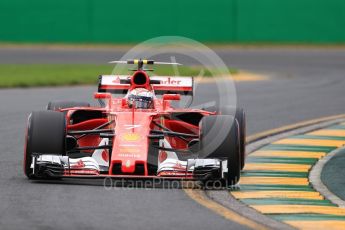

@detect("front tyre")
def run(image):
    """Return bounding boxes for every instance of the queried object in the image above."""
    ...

[24,111,66,179]
[199,115,241,186]
[226,119,241,185]
[201,106,246,170]
[220,107,246,170]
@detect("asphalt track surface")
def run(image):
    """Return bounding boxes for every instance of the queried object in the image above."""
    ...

[0,47,344,229]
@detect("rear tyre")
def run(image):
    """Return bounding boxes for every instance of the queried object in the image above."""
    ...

[24,111,66,179]
[199,115,241,186]
[47,101,90,110]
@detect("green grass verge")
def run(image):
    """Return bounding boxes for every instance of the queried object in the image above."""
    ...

[0,64,237,88]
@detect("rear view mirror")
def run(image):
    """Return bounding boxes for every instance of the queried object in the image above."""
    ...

[162,94,181,101]
[94,92,111,99]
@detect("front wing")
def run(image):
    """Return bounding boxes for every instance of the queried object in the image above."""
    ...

[31,155,227,181]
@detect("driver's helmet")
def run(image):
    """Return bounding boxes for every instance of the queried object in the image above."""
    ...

[127,88,154,109]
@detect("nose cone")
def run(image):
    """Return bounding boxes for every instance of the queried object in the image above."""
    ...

[110,112,154,175]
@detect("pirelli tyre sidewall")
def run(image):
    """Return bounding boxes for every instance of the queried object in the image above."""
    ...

[24,111,66,179]
[47,101,90,110]
[220,106,246,170]
[203,105,246,170]
[24,113,34,179]
[226,119,241,185]
[199,115,241,185]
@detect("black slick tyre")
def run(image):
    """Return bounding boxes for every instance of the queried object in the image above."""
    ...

[24,111,66,179]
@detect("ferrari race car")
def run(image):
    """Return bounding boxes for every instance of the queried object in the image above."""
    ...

[24,59,246,186]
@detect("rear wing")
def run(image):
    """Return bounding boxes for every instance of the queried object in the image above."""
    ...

[98,75,194,96]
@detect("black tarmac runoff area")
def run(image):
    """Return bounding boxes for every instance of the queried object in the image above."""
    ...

[0,46,344,230]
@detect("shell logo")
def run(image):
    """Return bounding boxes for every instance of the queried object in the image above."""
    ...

[159,151,168,163]
[112,76,121,83]
[123,133,141,142]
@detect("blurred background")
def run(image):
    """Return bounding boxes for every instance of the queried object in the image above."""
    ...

[0,0,344,44]
[0,0,344,87]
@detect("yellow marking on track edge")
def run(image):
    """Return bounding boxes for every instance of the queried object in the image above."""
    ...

[252,205,345,216]
[247,114,345,143]
[195,71,268,83]
[243,163,311,172]
[274,138,345,147]
[183,189,268,230]
[308,129,345,137]
[183,114,345,228]
[240,177,309,185]
[251,150,325,159]
[232,191,323,199]
[285,220,345,230]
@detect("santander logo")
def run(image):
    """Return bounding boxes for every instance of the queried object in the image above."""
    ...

[160,77,181,85]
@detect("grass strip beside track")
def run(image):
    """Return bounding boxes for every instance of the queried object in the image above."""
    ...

[241,171,309,178]
[241,198,336,206]
[0,64,239,88]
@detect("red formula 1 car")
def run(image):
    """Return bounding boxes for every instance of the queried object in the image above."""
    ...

[24,59,246,186]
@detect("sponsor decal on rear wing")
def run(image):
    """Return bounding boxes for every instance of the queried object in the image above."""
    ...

[98,75,193,95]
